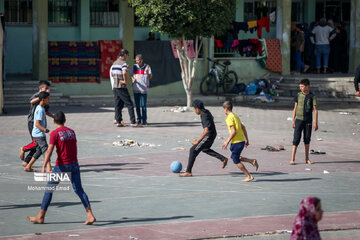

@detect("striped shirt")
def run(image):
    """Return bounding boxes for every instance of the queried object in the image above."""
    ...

[110,59,128,89]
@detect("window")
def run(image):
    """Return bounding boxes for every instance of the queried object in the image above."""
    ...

[5,0,32,24]
[316,0,350,23]
[90,0,119,26]
[244,0,276,22]
[48,0,77,25]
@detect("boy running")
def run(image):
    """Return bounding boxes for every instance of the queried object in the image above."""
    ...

[20,81,53,167]
[222,101,258,182]
[27,111,96,225]
[180,100,228,177]
[24,91,52,172]
[290,78,318,165]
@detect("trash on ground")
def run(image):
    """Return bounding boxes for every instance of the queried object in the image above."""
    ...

[310,149,326,154]
[339,112,351,115]
[253,94,275,103]
[171,147,186,151]
[276,230,292,233]
[261,145,285,151]
[113,139,159,148]
[69,234,80,237]
[287,117,293,121]
[173,106,188,113]
[316,138,323,141]
[323,170,330,174]
[305,168,312,171]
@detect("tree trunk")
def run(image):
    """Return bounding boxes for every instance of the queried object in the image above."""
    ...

[185,88,192,108]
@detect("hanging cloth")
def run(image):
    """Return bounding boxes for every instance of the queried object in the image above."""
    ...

[247,20,258,33]
[257,16,270,38]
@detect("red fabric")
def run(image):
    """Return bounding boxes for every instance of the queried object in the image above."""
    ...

[257,16,270,38]
[50,126,78,166]
[248,39,263,55]
[214,39,224,48]
[23,138,37,151]
[100,40,122,78]
[265,39,282,73]
[290,197,321,240]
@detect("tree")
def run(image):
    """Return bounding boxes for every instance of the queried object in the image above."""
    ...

[129,0,235,107]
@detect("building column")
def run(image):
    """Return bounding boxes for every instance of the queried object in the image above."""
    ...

[303,0,316,24]
[32,0,48,81]
[277,0,291,75]
[202,38,209,76]
[349,0,360,71]
[0,17,3,114]
[235,0,244,22]
[80,0,90,40]
[119,0,134,67]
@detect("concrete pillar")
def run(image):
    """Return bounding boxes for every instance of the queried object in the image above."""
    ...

[119,0,134,68]
[280,0,291,75]
[235,0,244,22]
[80,0,90,40]
[349,0,360,72]
[202,38,209,76]
[303,0,316,24]
[32,0,48,81]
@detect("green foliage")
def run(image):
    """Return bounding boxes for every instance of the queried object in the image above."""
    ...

[129,0,235,39]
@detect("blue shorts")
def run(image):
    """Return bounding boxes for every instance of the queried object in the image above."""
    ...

[230,141,245,164]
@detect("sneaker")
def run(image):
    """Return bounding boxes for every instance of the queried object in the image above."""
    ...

[142,121,148,126]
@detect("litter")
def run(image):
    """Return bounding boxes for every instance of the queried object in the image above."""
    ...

[34,233,42,235]
[172,106,188,113]
[69,234,80,237]
[310,149,326,154]
[113,139,159,148]
[261,145,285,151]
[129,236,138,240]
[323,170,330,174]
[305,168,312,171]
[316,138,323,141]
[171,147,186,151]
[253,94,275,103]
[276,230,292,233]
[287,117,293,121]
[339,112,351,115]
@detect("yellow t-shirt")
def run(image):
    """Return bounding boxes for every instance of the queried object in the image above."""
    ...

[225,112,245,143]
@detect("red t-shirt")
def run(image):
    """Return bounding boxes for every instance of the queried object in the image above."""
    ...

[49,126,78,166]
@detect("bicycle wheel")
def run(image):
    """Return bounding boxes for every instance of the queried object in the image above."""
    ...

[200,73,217,96]
[222,70,238,93]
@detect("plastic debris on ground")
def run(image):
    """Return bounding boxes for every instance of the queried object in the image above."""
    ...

[171,147,186,151]
[316,138,323,141]
[253,92,275,103]
[287,117,293,121]
[339,112,351,115]
[261,145,285,151]
[113,139,159,148]
[323,170,330,174]
[305,168,312,171]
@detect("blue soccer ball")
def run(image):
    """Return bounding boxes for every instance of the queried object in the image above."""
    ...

[170,161,182,173]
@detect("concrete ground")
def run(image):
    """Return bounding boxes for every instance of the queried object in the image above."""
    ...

[0,102,359,239]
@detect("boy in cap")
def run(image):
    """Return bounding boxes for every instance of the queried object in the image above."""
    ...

[180,100,228,177]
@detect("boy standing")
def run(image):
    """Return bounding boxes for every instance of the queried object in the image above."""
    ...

[19,80,53,167]
[179,100,228,177]
[222,101,258,182]
[131,54,152,125]
[24,91,52,172]
[290,78,318,165]
[27,111,96,225]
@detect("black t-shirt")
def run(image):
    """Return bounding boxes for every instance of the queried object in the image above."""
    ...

[27,92,50,122]
[201,109,217,139]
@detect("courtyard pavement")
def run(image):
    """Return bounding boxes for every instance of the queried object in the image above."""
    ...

[0,101,359,239]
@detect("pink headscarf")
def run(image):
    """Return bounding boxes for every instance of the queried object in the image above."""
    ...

[290,197,321,240]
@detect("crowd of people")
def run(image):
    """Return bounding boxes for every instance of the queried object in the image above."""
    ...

[291,18,349,74]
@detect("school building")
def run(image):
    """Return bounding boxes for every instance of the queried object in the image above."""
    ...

[0,0,359,110]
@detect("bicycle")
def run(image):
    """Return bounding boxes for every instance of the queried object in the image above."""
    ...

[200,58,238,96]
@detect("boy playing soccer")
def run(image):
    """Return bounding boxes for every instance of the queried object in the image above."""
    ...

[24,91,52,172]
[19,80,53,167]
[179,100,228,177]
[222,101,258,182]
[290,78,318,165]
[27,111,96,225]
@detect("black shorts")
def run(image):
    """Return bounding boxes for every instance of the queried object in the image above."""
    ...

[292,119,312,146]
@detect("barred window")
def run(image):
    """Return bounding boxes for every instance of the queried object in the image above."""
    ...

[90,0,119,26]
[48,0,77,25]
[244,0,276,23]
[5,0,32,24]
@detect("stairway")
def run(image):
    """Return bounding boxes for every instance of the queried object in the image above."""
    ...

[3,78,69,107]
[267,74,360,106]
